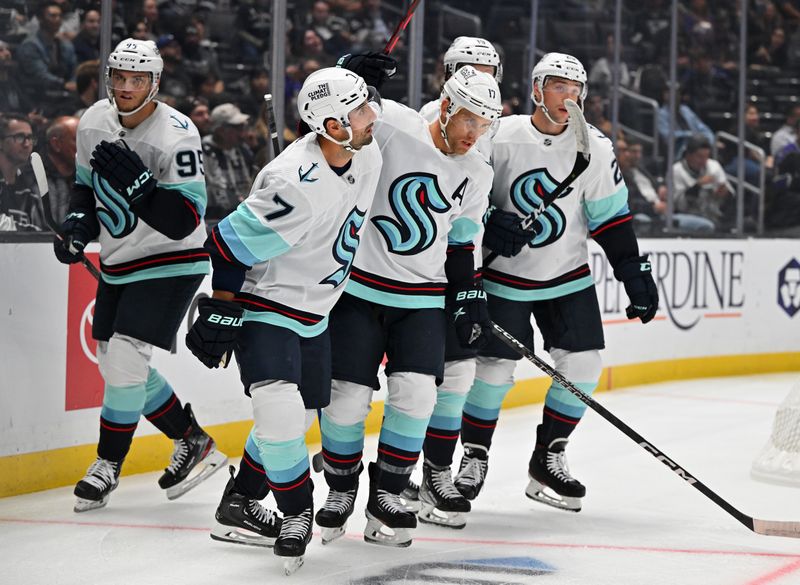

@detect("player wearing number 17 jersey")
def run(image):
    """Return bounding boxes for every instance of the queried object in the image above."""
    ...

[455,53,659,513]
[52,39,225,513]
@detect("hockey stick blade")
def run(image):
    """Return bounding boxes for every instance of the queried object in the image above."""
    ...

[383,0,422,54]
[489,321,800,539]
[30,153,101,281]
[484,99,591,267]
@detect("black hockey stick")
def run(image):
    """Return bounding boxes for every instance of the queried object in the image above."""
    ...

[383,0,423,54]
[30,153,101,281]
[484,99,591,268]
[263,93,280,158]
[489,321,800,539]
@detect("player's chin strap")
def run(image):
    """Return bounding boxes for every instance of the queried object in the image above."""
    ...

[438,106,459,154]
[532,77,583,127]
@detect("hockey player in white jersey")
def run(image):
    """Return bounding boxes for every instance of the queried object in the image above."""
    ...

[52,38,226,513]
[185,67,382,574]
[314,63,501,547]
[455,53,659,512]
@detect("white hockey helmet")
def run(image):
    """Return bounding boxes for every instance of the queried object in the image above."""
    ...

[531,52,587,125]
[438,65,502,152]
[298,67,377,151]
[443,36,503,83]
[105,38,163,117]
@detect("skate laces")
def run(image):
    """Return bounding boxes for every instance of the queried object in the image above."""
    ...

[247,499,278,527]
[456,452,487,488]
[376,490,406,514]
[430,466,462,500]
[323,489,355,515]
[280,509,312,540]
[82,458,118,490]
[165,438,190,475]
[546,450,574,482]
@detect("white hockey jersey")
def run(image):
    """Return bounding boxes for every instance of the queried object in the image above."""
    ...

[215,132,382,337]
[346,100,493,309]
[75,100,209,284]
[485,115,630,301]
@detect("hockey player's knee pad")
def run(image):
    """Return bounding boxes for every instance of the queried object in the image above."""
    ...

[549,348,602,387]
[324,379,373,427]
[474,356,516,387]
[250,380,306,443]
[97,334,152,388]
[438,358,477,396]
[386,371,437,420]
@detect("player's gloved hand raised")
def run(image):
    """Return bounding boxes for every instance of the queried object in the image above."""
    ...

[90,140,156,206]
[447,280,492,349]
[337,52,397,90]
[614,254,659,323]
[53,211,98,264]
[186,297,244,369]
[483,206,541,258]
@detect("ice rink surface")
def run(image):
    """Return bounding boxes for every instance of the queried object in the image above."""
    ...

[2,372,800,585]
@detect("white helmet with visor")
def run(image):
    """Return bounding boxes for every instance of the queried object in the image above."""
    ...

[105,38,163,117]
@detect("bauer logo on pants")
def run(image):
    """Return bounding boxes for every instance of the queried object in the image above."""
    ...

[65,255,104,411]
[778,258,800,318]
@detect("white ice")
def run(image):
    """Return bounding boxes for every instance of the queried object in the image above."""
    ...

[2,372,800,585]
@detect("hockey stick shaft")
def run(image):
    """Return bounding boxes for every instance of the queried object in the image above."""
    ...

[489,321,800,539]
[484,99,591,268]
[263,93,281,157]
[383,0,422,54]
[30,153,101,281]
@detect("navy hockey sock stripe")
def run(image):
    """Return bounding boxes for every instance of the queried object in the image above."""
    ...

[266,470,313,516]
[537,407,581,448]
[460,411,497,451]
[144,393,190,439]
[98,416,137,461]
[321,448,363,491]
[235,451,270,500]
[423,426,460,467]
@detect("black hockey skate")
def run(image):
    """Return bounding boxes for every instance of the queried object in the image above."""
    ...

[454,443,489,500]
[211,466,281,547]
[399,479,421,512]
[158,403,227,500]
[418,461,470,529]
[274,507,313,575]
[74,457,122,512]
[526,438,585,512]
[315,484,358,545]
[364,463,417,547]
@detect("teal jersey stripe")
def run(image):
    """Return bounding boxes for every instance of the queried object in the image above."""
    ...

[447,217,480,245]
[465,379,513,410]
[160,181,207,218]
[432,390,469,420]
[245,430,264,466]
[383,404,430,437]
[100,405,141,425]
[428,413,461,431]
[321,415,366,455]
[102,383,147,412]
[584,185,630,230]
[544,380,598,419]
[463,401,501,421]
[219,204,290,267]
[243,310,328,338]
[345,279,445,309]
[378,427,426,453]
[251,434,308,476]
[484,274,593,301]
[101,260,209,285]
[76,164,92,187]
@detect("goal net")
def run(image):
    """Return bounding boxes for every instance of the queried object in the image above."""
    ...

[751,380,800,487]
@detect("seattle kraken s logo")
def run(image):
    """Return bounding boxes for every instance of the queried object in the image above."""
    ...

[92,170,137,238]
[372,173,451,256]
[320,206,366,287]
[510,168,571,248]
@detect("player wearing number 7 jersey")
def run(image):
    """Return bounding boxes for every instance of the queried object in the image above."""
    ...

[53,38,226,513]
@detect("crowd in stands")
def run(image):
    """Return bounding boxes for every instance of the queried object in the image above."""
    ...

[1,0,799,233]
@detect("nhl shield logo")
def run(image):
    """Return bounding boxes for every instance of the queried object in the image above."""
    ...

[778,258,800,317]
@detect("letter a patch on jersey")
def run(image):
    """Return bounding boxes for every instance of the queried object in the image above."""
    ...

[372,173,451,256]
[320,206,367,287]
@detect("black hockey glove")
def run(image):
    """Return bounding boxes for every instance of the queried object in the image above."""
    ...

[337,52,397,90]
[447,280,492,349]
[90,140,157,205]
[185,297,244,369]
[483,206,541,258]
[614,254,659,323]
[53,211,98,264]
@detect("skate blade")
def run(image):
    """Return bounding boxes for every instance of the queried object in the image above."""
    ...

[165,449,228,500]
[210,522,276,547]
[281,556,304,576]
[320,524,346,545]
[417,503,466,529]
[73,495,111,513]
[363,512,412,547]
[525,479,581,513]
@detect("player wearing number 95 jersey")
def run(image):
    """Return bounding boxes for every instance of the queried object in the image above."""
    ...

[53,39,225,514]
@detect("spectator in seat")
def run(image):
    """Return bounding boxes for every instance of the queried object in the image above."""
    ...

[156,34,192,102]
[0,114,43,231]
[0,40,30,114]
[238,68,271,119]
[307,0,352,55]
[72,8,101,64]
[181,18,221,83]
[589,34,631,97]
[184,96,211,137]
[724,104,772,186]
[771,104,800,156]
[348,0,391,52]
[41,115,78,221]
[72,59,100,117]
[768,127,800,229]
[672,134,733,231]
[584,94,614,138]
[17,2,77,102]
[655,83,715,158]
[202,103,255,219]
